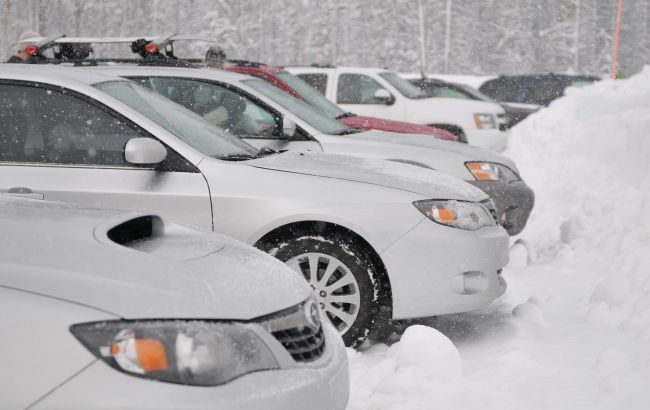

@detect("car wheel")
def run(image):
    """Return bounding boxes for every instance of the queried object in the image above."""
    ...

[264,233,383,348]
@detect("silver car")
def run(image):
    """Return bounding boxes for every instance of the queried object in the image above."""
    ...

[0,197,348,409]
[0,65,509,347]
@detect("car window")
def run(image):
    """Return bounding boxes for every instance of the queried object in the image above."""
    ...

[135,77,280,138]
[526,77,564,106]
[295,73,328,95]
[479,78,523,102]
[242,78,352,135]
[378,72,426,99]
[0,83,141,166]
[432,85,472,99]
[276,71,345,119]
[96,80,257,158]
[569,80,594,88]
[337,73,386,104]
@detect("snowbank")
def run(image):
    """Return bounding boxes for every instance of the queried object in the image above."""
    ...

[349,67,650,409]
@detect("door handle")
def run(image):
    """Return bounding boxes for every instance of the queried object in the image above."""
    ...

[1,187,44,200]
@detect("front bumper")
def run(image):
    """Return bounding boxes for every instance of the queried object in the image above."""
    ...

[380,219,509,320]
[35,324,349,410]
[468,180,535,236]
[465,129,509,152]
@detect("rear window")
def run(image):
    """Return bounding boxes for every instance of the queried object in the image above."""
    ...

[480,78,524,102]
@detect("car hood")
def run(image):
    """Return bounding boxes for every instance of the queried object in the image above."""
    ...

[247,151,487,201]
[340,115,457,141]
[0,198,310,320]
[349,130,519,172]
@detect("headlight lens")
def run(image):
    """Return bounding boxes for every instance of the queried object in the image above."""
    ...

[413,199,495,230]
[473,113,497,129]
[70,320,279,386]
[465,162,519,182]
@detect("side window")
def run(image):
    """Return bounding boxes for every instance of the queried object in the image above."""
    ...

[296,73,328,95]
[139,77,280,139]
[0,83,141,166]
[337,74,385,104]
[526,78,563,106]
[432,86,472,99]
[479,78,522,102]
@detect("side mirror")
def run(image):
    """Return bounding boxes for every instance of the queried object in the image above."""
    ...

[124,138,167,165]
[374,88,394,105]
[282,116,297,138]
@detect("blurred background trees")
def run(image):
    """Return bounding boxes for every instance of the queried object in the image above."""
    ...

[2,0,648,76]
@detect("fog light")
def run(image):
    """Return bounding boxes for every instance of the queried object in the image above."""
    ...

[451,271,488,295]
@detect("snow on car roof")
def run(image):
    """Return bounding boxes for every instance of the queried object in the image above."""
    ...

[0,63,127,87]
[15,34,214,45]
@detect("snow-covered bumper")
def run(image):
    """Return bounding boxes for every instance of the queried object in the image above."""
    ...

[468,180,535,236]
[466,129,509,152]
[381,219,509,320]
[34,324,349,410]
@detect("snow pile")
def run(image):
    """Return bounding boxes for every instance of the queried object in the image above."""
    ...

[349,67,650,409]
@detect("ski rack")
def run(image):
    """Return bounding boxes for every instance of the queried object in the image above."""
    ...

[16,34,215,66]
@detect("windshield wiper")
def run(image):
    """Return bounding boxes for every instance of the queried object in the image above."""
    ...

[216,153,259,161]
[216,146,279,161]
[335,128,363,135]
[335,112,357,119]
[256,146,279,157]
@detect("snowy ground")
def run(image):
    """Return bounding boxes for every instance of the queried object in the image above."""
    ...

[348,67,650,409]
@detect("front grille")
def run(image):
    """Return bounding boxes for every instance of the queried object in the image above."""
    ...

[272,325,326,362]
[258,299,327,363]
[481,199,499,224]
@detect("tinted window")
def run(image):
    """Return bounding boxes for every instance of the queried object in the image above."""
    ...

[296,73,328,95]
[337,74,385,104]
[526,77,564,106]
[135,77,280,138]
[0,83,140,166]
[480,78,524,102]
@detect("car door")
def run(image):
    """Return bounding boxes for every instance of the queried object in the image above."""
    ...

[334,72,404,121]
[134,76,323,153]
[0,81,213,230]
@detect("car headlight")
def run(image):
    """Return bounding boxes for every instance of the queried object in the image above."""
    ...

[413,199,495,230]
[473,113,497,129]
[70,320,279,386]
[465,162,519,182]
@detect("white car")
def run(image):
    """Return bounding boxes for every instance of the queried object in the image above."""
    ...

[91,65,533,236]
[0,197,348,409]
[0,65,509,347]
[285,66,509,151]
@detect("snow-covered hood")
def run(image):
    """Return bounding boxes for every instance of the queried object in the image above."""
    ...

[0,198,310,320]
[247,151,487,201]
[350,130,519,172]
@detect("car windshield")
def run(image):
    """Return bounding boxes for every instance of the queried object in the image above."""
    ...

[242,78,352,135]
[94,80,257,158]
[379,72,427,99]
[276,71,346,119]
[453,83,498,102]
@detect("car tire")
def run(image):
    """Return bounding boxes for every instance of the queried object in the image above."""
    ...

[260,232,383,348]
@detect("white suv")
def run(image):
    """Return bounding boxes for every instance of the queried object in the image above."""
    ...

[286,66,509,151]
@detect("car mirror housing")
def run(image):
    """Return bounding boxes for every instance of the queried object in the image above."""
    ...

[282,116,297,138]
[374,88,394,105]
[124,138,168,165]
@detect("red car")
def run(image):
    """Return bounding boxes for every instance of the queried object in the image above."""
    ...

[226,61,457,142]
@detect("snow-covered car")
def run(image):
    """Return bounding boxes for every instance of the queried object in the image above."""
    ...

[91,65,533,236]
[0,197,348,409]
[0,65,509,347]
[285,66,509,151]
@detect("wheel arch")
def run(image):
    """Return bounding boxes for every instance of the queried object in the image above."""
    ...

[429,123,467,143]
[254,220,393,313]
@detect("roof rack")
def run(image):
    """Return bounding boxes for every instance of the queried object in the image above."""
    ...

[15,34,209,67]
